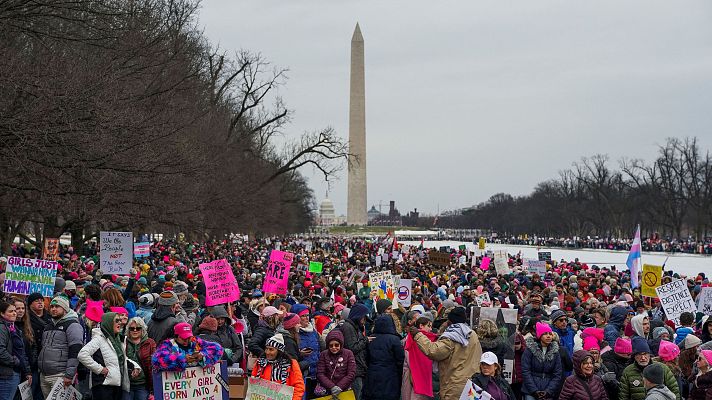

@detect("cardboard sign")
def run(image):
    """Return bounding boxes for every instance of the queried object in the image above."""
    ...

[475,291,491,306]
[642,264,663,298]
[200,259,240,306]
[47,378,82,400]
[478,237,486,250]
[470,306,518,383]
[523,259,547,276]
[493,250,511,275]
[263,250,293,295]
[428,251,451,266]
[153,362,229,400]
[369,270,394,300]
[396,278,412,307]
[100,231,134,274]
[134,242,151,259]
[537,251,552,262]
[698,287,712,314]
[309,261,323,273]
[656,279,696,326]
[245,377,294,400]
[375,255,382,267]
[347,269,366,285]
[19,380,32,400]
[43,238,60,261]
[3,257,58,296]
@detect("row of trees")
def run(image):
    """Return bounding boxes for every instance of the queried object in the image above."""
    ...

[0,0,347,253]
[439,137,712,239]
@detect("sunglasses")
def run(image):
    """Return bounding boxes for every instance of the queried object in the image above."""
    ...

[329,343,341,348]
[128,327,142,331]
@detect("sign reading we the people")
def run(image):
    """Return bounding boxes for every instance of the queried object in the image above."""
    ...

[100,231,134,274]
[200,259,240,306]
[263,250,293,295]
[3,257,58,296]
[153,362,229,400]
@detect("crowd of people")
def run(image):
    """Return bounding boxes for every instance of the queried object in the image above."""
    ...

[0,235,711,400]
[495,235,712,255]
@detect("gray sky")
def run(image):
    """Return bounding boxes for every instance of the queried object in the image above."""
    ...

[198,1,712,216]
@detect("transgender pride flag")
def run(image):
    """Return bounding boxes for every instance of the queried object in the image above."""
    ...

[626,225,642,288]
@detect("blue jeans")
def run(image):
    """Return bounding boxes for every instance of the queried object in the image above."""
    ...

[123,386,149,400]
[0,372,20,400]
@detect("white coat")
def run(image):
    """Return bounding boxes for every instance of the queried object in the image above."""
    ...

[78,328,130,391]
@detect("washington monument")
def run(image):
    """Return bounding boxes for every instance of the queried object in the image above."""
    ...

[347,23,367,225]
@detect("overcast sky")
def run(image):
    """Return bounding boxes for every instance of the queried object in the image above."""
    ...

[198,1,712,216]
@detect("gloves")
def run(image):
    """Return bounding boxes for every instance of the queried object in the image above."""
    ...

[331,386,342,395]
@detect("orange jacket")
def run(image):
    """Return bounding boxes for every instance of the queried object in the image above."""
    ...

[251,358,305,400]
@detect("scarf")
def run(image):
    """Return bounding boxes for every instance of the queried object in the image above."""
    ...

[405,330,438,396]
[441,322,472,346]
[100,312,126,372]
[257,356,291,384]
[3,318,16,333]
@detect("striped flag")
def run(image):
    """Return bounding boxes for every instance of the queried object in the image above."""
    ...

[626,225,642,288]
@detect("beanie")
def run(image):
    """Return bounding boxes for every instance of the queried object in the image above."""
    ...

[550,309,566,323]
[158,291,178,306]
[85,299,105,323]
[579,314,596,329]
[291,304,310,316]
[701,349,712,367]
[632,336,651,355]
[50,296,70,313]
[282,313,300,330]
[198,316,218,332]
[266,333,286,352]
[652,327,668,340]
[376,299,392,314]
[583,336,600,351]
[581,327,604,343]
[535,322,553,339]
[448,307,467,324]
[642,363,665,385]
[683,334,702,349]
[658,340,680,362]
[614,337,632,355]
[348,304,369,322]
[27,293,44,306]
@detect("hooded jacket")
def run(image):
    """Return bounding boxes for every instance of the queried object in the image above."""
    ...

[620,361,680,400]
[559,350,609,400]
[38,310,84,379]
[479,334,510,367]
[248,320,276,356]
[631,314,648,339]
[147,306,178,344]
[298,322,321,378]
[340,317,369,378]
[604,307,628,345]
[364,315,405,400]
[645,385,677,400]
[521,335,564,396]
[77,326,130,390]
[317,329,356,391]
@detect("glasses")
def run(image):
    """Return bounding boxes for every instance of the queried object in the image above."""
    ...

[329,343,341,348]
[128,327,142,331]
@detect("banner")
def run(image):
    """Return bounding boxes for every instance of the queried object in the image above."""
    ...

[698,287,712,314]
[308,261,323,273]
[523,259,547,276]
[134,242,151,259]
[642,264,663,297]
[537,251,552,262]
[263,250,293,295]
[656,279,696,326]
[43,238,60,261]
[470,306,517,383]
[199,259,240,306]
[245,377,294,400]
[47,378,82,400]
[153,362,229,400]
[396,278,412,307]
[100,231,134,275]
[3,257,58,296]
[428,251,450,266]
[369,270,394,300]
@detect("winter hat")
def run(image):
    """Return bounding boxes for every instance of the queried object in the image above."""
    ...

[158,291,178,306]
[173,322,193,340]
[282,313,300,330]
[583,336,600,351]
[101,280,114,291]
[701,350,712,367]
[64,281,77,291]
[614,337,632,355]
[642,363,665,385]
[376,299,392,314]
[581,327,605,343]
[173,281,188,295]
[652,327,668,340]
[448,307,467,324]
[198,316,218,332]
[110,306,128,315]
[266,333,286,352]
[85,299,105,323]
[50,296,70,313]
[536,322,553,339]
[348,304,369,322]
[138,293,154,306]
[683,334,702,349]
[291,304,310,316]
[326,328,344,346]
[27,293,44,306]
[550,309,566,323]
[411,304,426,315]
[658,340,680,362]
[632,336,651,355]
[580,315,596,329]
[333,303,346,316]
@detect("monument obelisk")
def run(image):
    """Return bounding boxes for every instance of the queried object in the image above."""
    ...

[347,23,367,226]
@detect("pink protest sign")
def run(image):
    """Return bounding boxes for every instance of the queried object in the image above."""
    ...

[480,257,491,271]
[199,259,240,306]
[263,250,293,295]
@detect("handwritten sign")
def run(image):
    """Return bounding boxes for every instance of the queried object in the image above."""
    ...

[656,279,696,326]
[642,264,663,298]
[308,261,323,273]
[18,380,32,400]
[698,287,712,314]
[200,259,240,306]
[3,257,58,296]
[480,257,491,271]
[47,378,82,400]
[100,231,133,274]
[537,251,552,262]
[428,251,450,266]
[475,291,491,306]
[493,250,511,275]
[263,250,293,295]
[43,238,60,261]
[478,237,486,250]
[369,270,394,300]
[245,377,294,400]
[153,363,229,400]
[134,242,151,259]
[523,259,547,276]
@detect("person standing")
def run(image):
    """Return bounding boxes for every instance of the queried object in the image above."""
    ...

[78,312,129,400]
[340,304,369,400]
[251,333,305,400]
[642,364,676,400]
[316,329,356,398]
[619,337,680,400]
[0,301,31,400]
[147,292,180,344]
[28,292,51,400]
[471,352,516,400]
[124,317,156,400]
[521,322,563,400]
[363,315,405,400]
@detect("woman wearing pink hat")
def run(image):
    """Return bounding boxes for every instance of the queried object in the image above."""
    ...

[690,350,712,400]
[521,322,563,400]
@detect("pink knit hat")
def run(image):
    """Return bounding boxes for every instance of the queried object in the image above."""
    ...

[583,336,600,351]
[282,313,300,330]
[701,350,712,367]
[581,327,604,343]
[614,337,632,355]
[535,322,553,339]
[658,340,680,362]
[85,299,104,323]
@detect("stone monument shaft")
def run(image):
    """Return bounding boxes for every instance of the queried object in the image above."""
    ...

[347,23,367,225]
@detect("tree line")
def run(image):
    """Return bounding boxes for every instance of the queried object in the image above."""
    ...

[438,137,712,239]
[0,0,347,254]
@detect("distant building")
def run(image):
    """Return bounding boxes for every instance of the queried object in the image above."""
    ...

[316,198,345,226]
[367,205,381,222]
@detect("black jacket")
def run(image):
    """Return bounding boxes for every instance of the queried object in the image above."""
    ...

[340,318,369,378]
[472,373,516,400]
[601,350,630,380]
[363,316,404,400]
[248,323,275,356]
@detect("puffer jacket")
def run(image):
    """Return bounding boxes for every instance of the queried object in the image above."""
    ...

[298,323,321,378]
[619,361,680,400]
[38,311,84,379]
[248,321,275,356]
[364,315,405,400]
[251,358,305,400]
[604,307,628,345]
[602,350,630,380]
[553,324,576,359]
[559,350,608,400]
[0,321,23,377]
[317,329,356,391]
[521,336,563,397]
[340,318,369,378]
[645,385,677,400]
[689,370,712,400]
[77,328,130,391]
[147,306,178,344]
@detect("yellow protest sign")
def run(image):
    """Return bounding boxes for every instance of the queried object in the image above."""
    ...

[478,237,486,250]
[642,264,663,297]
[315,390,356,400]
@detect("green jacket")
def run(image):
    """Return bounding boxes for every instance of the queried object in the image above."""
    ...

[619,361,680,400]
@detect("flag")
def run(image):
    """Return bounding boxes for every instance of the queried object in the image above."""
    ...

[626,225,642,288]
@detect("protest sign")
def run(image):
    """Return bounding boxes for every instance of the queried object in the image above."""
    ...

[382,252,389,262]
[100,231,133,274]
[199,259,240,306]
[43,238,59,261]
[523,259,547,276]
[347,269,365,285]
[314,391,356,400]
[134,242,150,259]
[642,264,663,297]
[153,362,229,400]
[47,378,82,400]
[458,255,467,265]
[245,377,294,400]
[537,251,552,262]
[263,250,293,295]
[480,256,491,271]
[308,261,323,273]
[375,255,382,267]
[470,306,517,383]
[370,270,394,300]
[19,380,32,400]
[428,251,450,266]
[698,287,712,314]
[656,279,696,326]
[3,257,58,297]
[493,250,511,275]
[475,291,491,306]
[459,244,467,251]
[479,237,486,250]
[396,278,412,307]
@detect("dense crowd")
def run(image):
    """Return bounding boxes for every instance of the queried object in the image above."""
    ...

[0,236,710,400]
[495,236,712,255]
